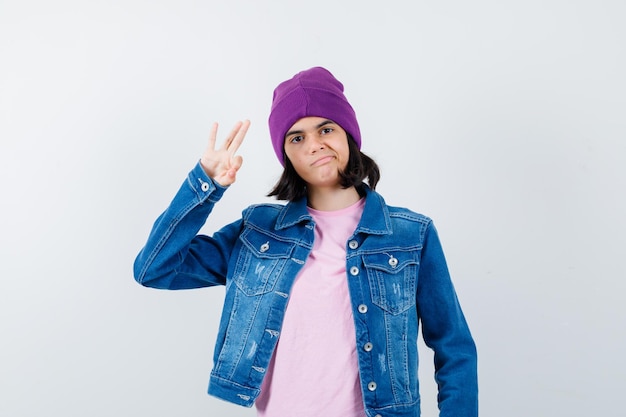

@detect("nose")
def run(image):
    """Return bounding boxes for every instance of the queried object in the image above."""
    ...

[308,134,325,153]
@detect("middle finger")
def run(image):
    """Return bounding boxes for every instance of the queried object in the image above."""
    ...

[227,120,250,156]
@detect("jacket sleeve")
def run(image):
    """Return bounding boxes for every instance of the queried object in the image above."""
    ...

[133,162,243,290]
[416,221,478,417]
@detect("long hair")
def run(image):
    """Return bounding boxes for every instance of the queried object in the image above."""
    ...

[267,134,380,201]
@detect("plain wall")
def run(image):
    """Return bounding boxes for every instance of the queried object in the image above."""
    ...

[1,1,624,416]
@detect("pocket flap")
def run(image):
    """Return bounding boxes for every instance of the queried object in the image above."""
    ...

[363,249,419,274]
[240,228,294,259]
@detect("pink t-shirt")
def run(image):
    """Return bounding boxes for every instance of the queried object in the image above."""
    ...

[255,198,366,417]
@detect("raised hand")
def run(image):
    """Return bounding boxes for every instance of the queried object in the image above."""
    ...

[200,120,250,186]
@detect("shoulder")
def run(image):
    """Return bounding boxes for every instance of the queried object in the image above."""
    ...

[385,204,434,244]
[368,189,433,227]
[242,202,286,220]
[386,204,432,227]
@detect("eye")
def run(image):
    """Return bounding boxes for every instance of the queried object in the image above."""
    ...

[321,127,334,135]
[289,135,303,144]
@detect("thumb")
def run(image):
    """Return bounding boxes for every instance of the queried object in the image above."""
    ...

[227,156,243,180]
[231,155,243,171]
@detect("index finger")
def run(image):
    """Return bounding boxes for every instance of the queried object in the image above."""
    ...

[207,122,219,151]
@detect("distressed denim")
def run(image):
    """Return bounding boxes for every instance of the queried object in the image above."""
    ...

[134,162,478,417]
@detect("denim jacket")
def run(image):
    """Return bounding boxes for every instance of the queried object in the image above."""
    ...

[134,162,478,417]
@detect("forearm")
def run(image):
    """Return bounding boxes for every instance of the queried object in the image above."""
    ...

[417,223,478,417]
[133,162,234,289]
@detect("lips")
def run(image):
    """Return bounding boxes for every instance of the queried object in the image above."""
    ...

[311,155,335,167]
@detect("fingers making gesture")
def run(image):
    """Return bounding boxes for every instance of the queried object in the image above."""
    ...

[200,120,250,186]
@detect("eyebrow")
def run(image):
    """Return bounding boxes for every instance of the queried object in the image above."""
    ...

[285,119,335,138]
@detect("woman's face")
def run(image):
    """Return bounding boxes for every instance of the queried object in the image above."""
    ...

[283,116,350,190]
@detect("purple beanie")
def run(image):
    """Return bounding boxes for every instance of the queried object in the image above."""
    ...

[268,67,361,165]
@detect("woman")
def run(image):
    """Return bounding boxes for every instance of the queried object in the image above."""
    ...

[134,67,478,417]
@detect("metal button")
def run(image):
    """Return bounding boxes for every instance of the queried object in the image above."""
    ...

[388,256,398,268]
[201,182,209,192]
[358,304,368,314]
[350,266,359,276]
[348,240,358,249]
[260,242,270,253]
[367,381,377,391]
[364,342,373,352]
[374,414,382,417]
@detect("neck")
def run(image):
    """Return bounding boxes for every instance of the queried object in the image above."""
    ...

[307,185,361,211]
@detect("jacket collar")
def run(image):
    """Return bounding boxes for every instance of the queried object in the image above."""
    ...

[275,196,312,229]
[275,186,392,235]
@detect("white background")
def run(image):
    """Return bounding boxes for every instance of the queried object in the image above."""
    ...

[1,1,625,416]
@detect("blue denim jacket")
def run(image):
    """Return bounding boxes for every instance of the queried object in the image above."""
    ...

[134,162,478,417]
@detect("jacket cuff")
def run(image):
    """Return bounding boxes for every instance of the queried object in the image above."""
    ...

[188,161,228,203]
[207,374,259,408]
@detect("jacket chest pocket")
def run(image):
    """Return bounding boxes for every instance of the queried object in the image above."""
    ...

[232,228,296,296]
[363,250,419,315]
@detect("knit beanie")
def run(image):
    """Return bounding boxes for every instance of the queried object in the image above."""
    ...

[268,67,361,165]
